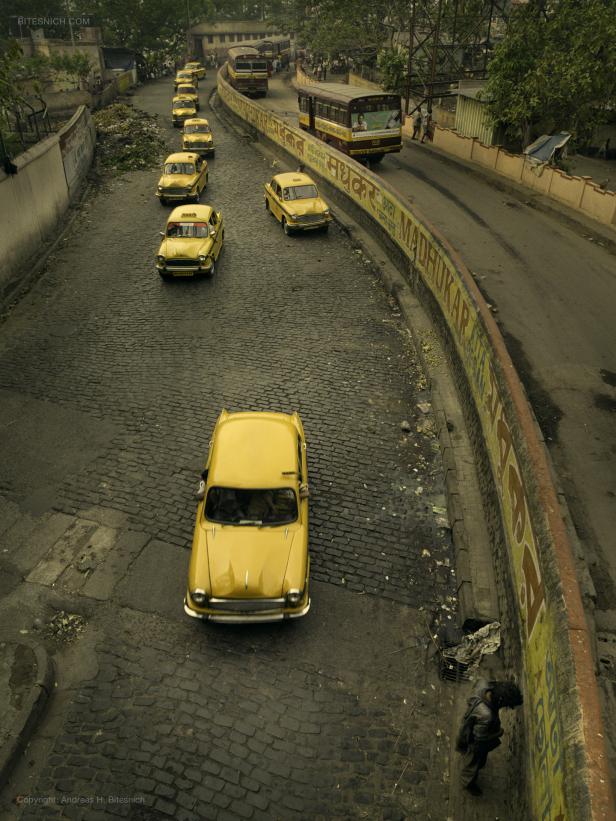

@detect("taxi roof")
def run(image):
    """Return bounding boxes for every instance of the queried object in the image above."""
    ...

[184,118,210,126]
[209,412,300,488]
[164,152,200,162]
[273,172,316,188]
[177,82,196,88]
[167,204,213,222]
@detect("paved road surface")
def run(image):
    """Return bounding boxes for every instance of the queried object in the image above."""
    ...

[0,75,498,820]
[261,75,616,688]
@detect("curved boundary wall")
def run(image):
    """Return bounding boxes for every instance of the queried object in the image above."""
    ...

[0,105,96,300]
[217,68,614,820]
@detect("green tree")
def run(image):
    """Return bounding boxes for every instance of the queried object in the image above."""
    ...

[378,48,407,94]
[484,0,616,147]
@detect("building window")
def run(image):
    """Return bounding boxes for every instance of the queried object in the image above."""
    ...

[219,34,225,43]
[207,35,213,43]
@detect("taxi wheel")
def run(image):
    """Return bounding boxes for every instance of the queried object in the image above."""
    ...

[265,199,269,211]
[282,217,292,236]
[159,198,167,206]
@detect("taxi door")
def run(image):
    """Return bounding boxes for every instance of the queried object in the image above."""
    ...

[197,158,208,192]
[208,211,223,257]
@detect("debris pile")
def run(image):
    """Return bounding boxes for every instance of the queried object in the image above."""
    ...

[45,611,86,643]
[93,103,164,171]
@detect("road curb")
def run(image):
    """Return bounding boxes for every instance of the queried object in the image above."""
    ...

[0,644,55,790]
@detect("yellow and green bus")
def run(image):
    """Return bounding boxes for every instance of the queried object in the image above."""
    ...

[298,83,402,162]
[227,46,268,97]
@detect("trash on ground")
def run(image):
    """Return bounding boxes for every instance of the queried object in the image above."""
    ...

[93,103,164,171]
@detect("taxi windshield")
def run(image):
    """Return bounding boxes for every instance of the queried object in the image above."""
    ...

[178,85,196,93]
[166,221,209,238]
[283,184,318,201]
[185,124,210,134]
[173,100,194,110]
[164,162,195,174]
[205,487,298,525]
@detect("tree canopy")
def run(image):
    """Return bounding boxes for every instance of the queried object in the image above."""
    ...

[484,0,616,147]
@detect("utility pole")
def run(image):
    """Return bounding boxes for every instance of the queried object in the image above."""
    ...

[404,0,417,115]
[186,0,191,59]
[426,0,443,113]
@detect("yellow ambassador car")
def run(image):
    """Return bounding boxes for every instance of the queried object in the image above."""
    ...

[156,204,224,278]
[157,152,207,205]
[172,95,197,127]
[182,118,215,157]
[185,410,311,623]
[264,172,332,234]
[185,60,206,80]
[175,70,198,90]
[176,82,200,111]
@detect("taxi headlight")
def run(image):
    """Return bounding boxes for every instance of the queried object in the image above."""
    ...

[286,589,302,607]
[323,207,330,214]
[198,254,208,263]
[190,589,209,606]
[157,185,163,192]
[156,255,165,264]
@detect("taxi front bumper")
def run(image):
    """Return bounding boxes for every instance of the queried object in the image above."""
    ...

[184,594,310,623]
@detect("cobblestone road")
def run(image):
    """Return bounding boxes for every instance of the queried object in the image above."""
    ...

[0,76,459,820]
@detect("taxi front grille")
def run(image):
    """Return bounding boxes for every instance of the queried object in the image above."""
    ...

[162,188,189,195]
[209,597,285,612]
[296,214,325,225]
[188,142,210,148]
[166,258,198,268]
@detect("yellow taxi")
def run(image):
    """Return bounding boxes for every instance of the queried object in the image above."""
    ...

[185,60,206,80]
[156,152,208,205]
[182,118,215,157]
[176,82,199,111]
[264,172,332,234]
[185,410,310,623]
[175,70,198,90]
[156,204,224,278]
[172,95,197,127]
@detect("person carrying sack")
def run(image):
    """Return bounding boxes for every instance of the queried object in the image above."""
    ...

[456,678,523,796]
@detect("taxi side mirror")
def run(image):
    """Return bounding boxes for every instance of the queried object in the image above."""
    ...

[196,479,206,501]
[159,231,164,237]
[299,484,310,500]
[209,226,216,237]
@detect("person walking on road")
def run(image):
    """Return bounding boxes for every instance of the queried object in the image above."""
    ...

[412,108,422,140]
[420,110,433,143]
[456,678,523,796]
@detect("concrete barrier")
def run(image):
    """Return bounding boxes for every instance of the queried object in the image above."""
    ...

[433,125,616,229]
[218,66,614,820]
[0,106,96,298]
